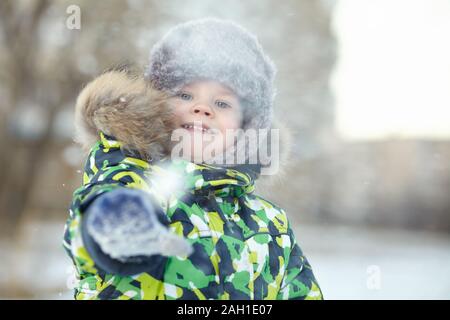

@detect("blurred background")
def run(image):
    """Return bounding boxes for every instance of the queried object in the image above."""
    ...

[0,0,449,299]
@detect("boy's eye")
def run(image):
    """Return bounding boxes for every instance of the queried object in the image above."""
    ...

[178,92,192,101]
[215,100,231,109]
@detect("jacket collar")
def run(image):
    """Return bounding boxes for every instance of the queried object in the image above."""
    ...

[95,132,255,197]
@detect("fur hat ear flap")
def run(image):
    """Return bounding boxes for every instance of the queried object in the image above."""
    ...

[74,70,174,161]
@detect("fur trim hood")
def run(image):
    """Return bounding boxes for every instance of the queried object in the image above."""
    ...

[74,70,174,162]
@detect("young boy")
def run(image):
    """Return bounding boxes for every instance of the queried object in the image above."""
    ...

[63,18,322,300]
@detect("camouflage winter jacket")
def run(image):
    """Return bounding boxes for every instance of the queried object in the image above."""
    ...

[63,132,323,300]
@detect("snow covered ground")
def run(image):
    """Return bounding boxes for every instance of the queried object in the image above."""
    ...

[0,221,74,299]
[0,220,449,299]
[293,223,450,299]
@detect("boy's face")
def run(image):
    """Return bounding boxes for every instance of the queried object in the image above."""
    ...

[170,80,243,163]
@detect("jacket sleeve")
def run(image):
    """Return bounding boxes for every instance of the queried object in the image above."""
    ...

[277,227,323,300]
[63,180,168,277]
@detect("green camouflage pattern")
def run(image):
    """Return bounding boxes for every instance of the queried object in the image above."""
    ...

[63,132,323,300]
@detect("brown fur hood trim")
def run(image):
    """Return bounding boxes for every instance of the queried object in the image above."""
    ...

[74,70,174,162]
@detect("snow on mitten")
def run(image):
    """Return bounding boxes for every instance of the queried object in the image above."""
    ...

[84,188,193,261]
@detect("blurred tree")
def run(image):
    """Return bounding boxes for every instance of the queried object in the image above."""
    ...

[0,0,54,237]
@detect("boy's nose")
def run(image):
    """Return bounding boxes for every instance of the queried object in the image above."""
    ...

[191,103,214,118]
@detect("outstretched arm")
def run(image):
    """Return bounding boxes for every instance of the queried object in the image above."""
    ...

[81,188,192,276]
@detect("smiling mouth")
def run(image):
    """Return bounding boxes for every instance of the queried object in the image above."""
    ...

[180,122,212,133]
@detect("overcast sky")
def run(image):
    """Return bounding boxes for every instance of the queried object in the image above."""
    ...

[332,0,450,140]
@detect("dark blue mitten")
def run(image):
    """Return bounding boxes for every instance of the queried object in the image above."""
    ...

[84,188,192,262]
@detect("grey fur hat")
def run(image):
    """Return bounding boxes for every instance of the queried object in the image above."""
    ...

[145,18,277,131]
